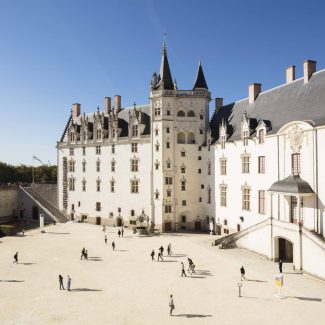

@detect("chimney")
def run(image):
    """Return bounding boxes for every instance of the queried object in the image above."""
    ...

[286,66,296,83]
[304,60,316,83]
[248,83,261,104]
[72,103,81,118]
[215,98,223,112]
[104,97,111,114]
[114,95,121,114]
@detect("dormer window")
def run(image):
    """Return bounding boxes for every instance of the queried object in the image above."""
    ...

[132,125,138,137]
[96,129,102,140]
[242,130,249,146]
[220,123,227,149]
[69,132,75,142]
[258,129,265,144]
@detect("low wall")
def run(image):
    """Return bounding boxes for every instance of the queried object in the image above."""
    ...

[0,185,19,218]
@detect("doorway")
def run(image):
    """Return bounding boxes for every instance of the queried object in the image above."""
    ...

[32,206,39,220]
[164,221,172,232]
[116,217,122,227]
[96,217,101,225]
[277,238,294,262]
[194,221,201,231]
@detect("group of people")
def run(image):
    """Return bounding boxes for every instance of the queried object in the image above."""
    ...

[186,258,196,275]
[150,243,173,261]
[80,248,88,260]
[59,274,72,291]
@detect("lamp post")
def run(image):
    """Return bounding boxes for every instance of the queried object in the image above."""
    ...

[32,155,45,184]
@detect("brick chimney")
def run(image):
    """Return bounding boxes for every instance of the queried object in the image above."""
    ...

[72,103,81,118]
[215,98,223,112]
[304,60,316,83]
[105,97,111,114]
[248,83,261,104]
[286,66,296,83]
[114,95,121,114]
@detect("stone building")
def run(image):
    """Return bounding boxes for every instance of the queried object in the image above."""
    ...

[57,45,325,279]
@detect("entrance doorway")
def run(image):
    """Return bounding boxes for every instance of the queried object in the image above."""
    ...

[277,238,294,262]
[215,225,221,235]
[116,217,122,227]
[96,217,101,225]
[32,206,39,220]
[194,221,201,231]
[164,221,172,232]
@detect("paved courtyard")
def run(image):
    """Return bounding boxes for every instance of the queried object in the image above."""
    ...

[1,222,325,325]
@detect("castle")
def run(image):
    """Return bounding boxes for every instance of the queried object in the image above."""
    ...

[57,43,325,279]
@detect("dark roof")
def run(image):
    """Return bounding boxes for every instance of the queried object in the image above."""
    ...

[210,70,325,142]
[193,62,208,90]
[268,175,315,194]
[154,42,174,90]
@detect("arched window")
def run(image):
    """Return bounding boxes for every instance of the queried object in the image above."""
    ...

[187,132,196,144]
[177,110,185,117]
[177,132,186,144]
[258,129,265,144]
[187,110,195,117]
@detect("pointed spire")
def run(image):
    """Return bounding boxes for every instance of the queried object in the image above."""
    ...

[155,40,174,90]
[193,61,208,90]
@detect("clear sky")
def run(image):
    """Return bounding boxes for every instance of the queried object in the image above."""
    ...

[0,0,324,166]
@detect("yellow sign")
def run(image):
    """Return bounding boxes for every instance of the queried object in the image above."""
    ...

[275,274,283,287]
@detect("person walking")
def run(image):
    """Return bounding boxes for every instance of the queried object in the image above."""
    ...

[67,275,72,291]
[169,294,175,316]
[158,252,163,261]
[121,228,124,237]
[105,235,107,244]
[151,250,155,261]
[279,260,283,273]
[159,245,164,256]
[190,263,196,275]
[84,250,88,260]
[81,248,85,260]
[168,243,172,255]
[112,241,115,251]
[118,230,121,238]
[187,258,193,272]
[240,266,246,281]
[181,262,186,277]
[13,252,18,264]
[59,274,65,290]
[167,245,171,256]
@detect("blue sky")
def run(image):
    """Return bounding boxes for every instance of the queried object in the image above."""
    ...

[0,0,324,165]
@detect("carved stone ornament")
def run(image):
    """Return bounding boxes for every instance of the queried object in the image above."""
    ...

[286,125,304,153]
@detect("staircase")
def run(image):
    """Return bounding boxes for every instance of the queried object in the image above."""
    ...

[20,185,68,223]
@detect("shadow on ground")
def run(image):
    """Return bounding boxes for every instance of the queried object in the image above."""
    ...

[246,278,268,283]
[174,314,212,318]
[46,232,70,235]
[71,288,102,292]
[287,296,322,302]
[20,263,36,265]
[0,280,25,282]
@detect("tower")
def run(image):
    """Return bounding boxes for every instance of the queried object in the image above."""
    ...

[150,43,211,232]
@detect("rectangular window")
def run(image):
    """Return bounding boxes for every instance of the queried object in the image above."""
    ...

[110,181,115,193]
[166,127,170,133]
[292,153,301,176]
[96,202,101,212]
[220,158,227,175]
[198,156,202,160]
[131,209,135,217]
[243,130,249,146]
[69,160,75,172]
[68,178,75,191]
[131,180,139,193]
[258,156,265,174]
[220,185,227,207]
[207,187,211,204]
[111,145,115,154]
[96,161,101,172]
[155,144,159,151]
[132,125,138,137]
[181,151,186,157]
[96,180,101,192]
[201,184,204,189]
[242,156,250,173]
[155,162,159,170]
[165,177,173,185]
[111,161,115,172]
[198,169,201,174]
[258,190,265,214]
[199,197,202,202]
[242,188,251,211]
[166,142,170,149]
[96,129,102,140]
[82,161,86,172]
[165,205,172,213]
[69,148,74,156]
[82,180,86,192]
[131,159,138,172]
[96,145,101,155]
[181,181,186,191]
[131,143,138,153]
[167,190,172,197]
[258,129,265,144]
[220,135,226,149]
[181,167,185,173]
[155,129,159,136]
[200,114,203,120]
[82,147,86,155]
[182,200,186,206]
[154,107,161,116]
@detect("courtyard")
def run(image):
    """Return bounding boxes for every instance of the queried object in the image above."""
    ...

[1,222,324,325]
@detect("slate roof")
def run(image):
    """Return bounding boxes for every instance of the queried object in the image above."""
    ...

[154,42,174,90]
[62,105,151,141]
[193,62,208,90]
[210,70,325,143]
[268,175,315,194]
